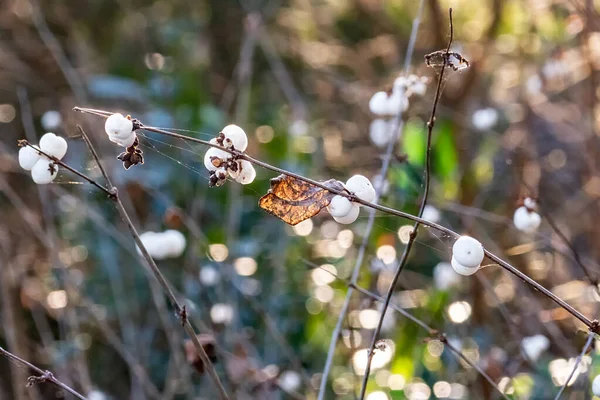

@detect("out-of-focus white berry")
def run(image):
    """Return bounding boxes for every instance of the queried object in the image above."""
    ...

[210,303,234,325]
[472,108,498,131]
[523,197,536,209]
[394,76,407,90]
[278,370,301,392]
[204,147,231,171]
[137,232,167,260]
[371,174,389,195]
[346,175,376,203]
[451,256,479,276]
[86,390,107,400]
[592,374,600,396]
[333,203,360,224]
[328,195,353,218]
[434,262,462,289]
[513,206,541,233]
[31,159,58,184]
[452,236,484,268]
[410,80,427,96]
[385,91,409,115]
[369,119,393,148]
[163,230,186,258]
[199,266,221,286]
[105,113,134,140]
[521,335,549,362]
[422,205,440,223]
[235,160,256,185]
[289,119,308,136]
[109,132,137,148]
[526,75,542,95]
[369,91,389,116]
[19,145,41,170]
[39,133,68,160]
[41,110,62,131]
[221,124,248,151]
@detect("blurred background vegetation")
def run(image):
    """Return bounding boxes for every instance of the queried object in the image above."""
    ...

[2,0,600,399]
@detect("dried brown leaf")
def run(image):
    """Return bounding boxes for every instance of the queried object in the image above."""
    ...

[258,174,344,225]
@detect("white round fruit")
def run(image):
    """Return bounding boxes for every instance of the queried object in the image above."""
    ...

[221,124,248,151]
[19,145,41,170]
[31,159,58,184]
[593,374,600,396]
[333,203,360,224]
[235,160,256,185]
[513,206,541,233]
[422,205,440,223]
[39,133,68,159]
[163,230,186,258]
[41,110,62,131]
[451,256,479,276]
[369,91,389,116]
[137,232,168,260]
[521,335,549,362]
[385,90,409,115]
[105,113,134,140]
[327,195,353,218]
[346,175,376,203]
[369,119,392,148]
[523,197,536,209]
[204,147,231,171]
[108,132,137,148]
[452,236,484,268]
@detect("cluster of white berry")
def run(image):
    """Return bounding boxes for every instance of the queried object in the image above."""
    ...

[327,175,376,224]
[369,74,429,148]
[203,125,256,187]
[513,197,541,233]
[451,236,484,276]
[137,230,186,260]
[18,133,68,184]
[104,113,137,147]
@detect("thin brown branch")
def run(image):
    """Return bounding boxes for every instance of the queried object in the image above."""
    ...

[0,347,87,400]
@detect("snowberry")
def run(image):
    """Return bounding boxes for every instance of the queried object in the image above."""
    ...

[452,236,484,268]
[328,195,353,218]
[593,374,600,396]
[369,91,389,116]
[369,119,393,148]
[410,79,427,96]
[39,133,68,160]
[393,76,407,91]
[385,91,409,115]
[422,205,440,223]
[523,197,536,209]
[472,108,498,131]
[333,203,360,224]
[105,113,134,140]
[41,110,62,131]
[451,256,479,276]
[235,160,256,185]
[371,174,389,195]
[31,159,58,184]
[278,371,301,392]
[19,145,41,170]
[109,132,137,148]
[221,124,248,151]
[434,262,462,289]
[86,391,107,400]
[346,175,376,203]
[137,232,166,260]
[163,229,186,258]
[204,147,231,171]
[199,266,221,286]
[521,335,549,362]
[513,206,541,233]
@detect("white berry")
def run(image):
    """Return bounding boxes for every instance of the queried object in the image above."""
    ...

[451,256,479,276]
[593,374,600,396]
[105,113,134,140]
[333,203,360,224]
[41,110,62,131]
[521,335,549,362]
[221,124,248,151]
[204,147,231,171]
[346,175,376,203]
[513,206,541,233]
[327,195,353,218]
[31,159,58,184]
[472,108,498,131]
[19,145,41,170]
[452,236,484,268]
[235,160,256,185]
[523,197,536,209]
[410,80,427,96]
[434,262,462,289]
[163,230,186,258]
[369,119,392,148]
[39,133,68,160]
[385,90,409,115]
[108,132,137,148]
[369,91,389,116]
[422,205,441,223]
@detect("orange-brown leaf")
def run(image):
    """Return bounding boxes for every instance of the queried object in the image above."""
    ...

[258,175,344,225]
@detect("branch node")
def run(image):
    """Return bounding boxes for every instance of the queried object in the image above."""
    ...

[177,305,188,327]
[26,370,54,387]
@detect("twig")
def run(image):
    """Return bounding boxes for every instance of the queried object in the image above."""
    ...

[317,0,427,396]
[357,9,454,399]
[76,127,230,400]
[72,108,599,333]
[553,332,595,400]
[0,347,87,400]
